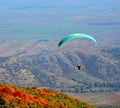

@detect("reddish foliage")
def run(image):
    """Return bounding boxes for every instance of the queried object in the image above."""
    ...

[5,95,14,100]
[58,106,68,108]
[0,84,48,107]
[0,85,15,96]
[17,101,25,106]
[34,97,47,106]
[38,89,57,96]
[32,86,37,89]
[23,94,33,103]
[13,91,24,98]
[33,96,39,99]
[0,83,94,108]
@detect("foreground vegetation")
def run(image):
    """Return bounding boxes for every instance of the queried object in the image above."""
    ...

[0,83,94,108]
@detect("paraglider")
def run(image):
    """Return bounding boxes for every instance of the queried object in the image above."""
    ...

[77,65,81,70]
[58,33,97,71]
[58,33,97,48]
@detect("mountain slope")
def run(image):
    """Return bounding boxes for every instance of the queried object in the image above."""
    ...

[0,46,119,90]
[0,32,120,92]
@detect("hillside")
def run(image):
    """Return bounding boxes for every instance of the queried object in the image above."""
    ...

[0,46,120,92]
[0,83,94,108]
[0,32,120,92]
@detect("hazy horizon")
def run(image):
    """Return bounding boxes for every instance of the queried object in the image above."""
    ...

[0,0,120,40]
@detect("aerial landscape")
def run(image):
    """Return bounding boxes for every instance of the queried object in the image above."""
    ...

[0,0,120,108]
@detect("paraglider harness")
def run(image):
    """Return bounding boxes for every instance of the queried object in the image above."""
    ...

[77,65,81,70]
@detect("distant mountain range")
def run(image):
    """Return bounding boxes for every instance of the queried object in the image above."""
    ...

[0,32,119,57]
[0,32,120,92]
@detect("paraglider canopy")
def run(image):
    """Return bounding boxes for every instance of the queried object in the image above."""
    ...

[58,33,97,48]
